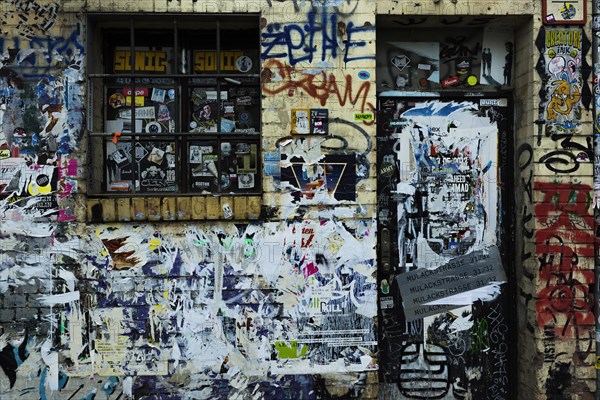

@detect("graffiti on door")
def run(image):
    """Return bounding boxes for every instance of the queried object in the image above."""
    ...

[377,98,512,399]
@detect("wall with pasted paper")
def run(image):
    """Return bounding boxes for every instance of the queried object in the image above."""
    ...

[0,219,377,398]
[0,0,379,399]
[0,7,82,221]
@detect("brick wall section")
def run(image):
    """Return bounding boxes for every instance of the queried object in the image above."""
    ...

[514,4,597,400]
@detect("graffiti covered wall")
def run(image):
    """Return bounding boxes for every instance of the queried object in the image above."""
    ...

[0,0,597,399]
[521,24,597,398]
[261,0,377,221]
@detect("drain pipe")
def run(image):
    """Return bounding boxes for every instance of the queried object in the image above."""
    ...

[593,1,600,398]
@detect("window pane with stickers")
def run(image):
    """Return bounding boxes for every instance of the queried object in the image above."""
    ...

[88,15,261,196]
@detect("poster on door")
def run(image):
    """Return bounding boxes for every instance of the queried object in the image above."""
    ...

[376,98,513,399]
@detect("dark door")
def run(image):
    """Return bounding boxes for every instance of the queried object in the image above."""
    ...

[377,97,514,399]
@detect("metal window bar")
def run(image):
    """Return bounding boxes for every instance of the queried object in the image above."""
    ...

[90,15,261,196]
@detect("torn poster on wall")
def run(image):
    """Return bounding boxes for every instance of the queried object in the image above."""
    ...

[280,154,356,203]
[389,99,499,265]
[397,246,506,321]
[70,219,377,380]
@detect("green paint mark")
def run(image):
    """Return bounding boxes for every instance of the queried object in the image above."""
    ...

[275,341,308,359]
[222,236,234,250]
[243,238,255,258]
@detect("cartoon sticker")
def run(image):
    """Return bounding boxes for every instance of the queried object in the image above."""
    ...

[109,93,126,109]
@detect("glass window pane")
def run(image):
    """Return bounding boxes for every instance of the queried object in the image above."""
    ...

[221,18,259,75]
[132,29,175,74]
[178,22,217,74]
[135,141,177,192]
[189,141,219,192]
[94,16,261,196]
[106,140,134,192]
[103,29,130,74]
[105,85,176,135]
[189,87,220,133]
[223,79,260,134]
[221,140,259,193]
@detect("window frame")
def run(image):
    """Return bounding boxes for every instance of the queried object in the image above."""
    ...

[86,13,262,197]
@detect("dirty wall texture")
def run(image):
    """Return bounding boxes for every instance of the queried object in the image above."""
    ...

[0,1,597,400]
[517,18,596,400]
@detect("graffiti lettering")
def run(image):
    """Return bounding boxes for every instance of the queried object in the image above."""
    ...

[518,144,535,270]
[0,25,84,75]
[262,60,375,116]
[534,182,596,337]
[538,150,580,173]
[488,303,509,399]
[261,8,374,65]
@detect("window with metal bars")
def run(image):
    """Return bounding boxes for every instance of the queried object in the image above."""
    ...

[87,14,261,195]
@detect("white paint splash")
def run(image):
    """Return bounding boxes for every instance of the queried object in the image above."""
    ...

[41,339,59,392]
[38,291,80,306]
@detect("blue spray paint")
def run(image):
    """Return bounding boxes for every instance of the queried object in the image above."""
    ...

[261,8,374,65]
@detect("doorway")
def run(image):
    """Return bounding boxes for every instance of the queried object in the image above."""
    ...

[376,96,515,399]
